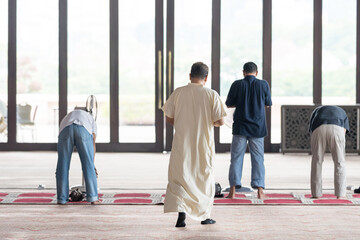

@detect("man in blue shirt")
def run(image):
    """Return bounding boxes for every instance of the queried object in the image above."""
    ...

[225,62,272,199]
[309,105,349,199]
[226,62,272,198]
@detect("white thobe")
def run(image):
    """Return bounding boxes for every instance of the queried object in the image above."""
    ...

[162,82,226,220]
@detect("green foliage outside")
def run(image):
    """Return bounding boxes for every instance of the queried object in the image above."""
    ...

[0,0,357,125]
[119,94,154,125]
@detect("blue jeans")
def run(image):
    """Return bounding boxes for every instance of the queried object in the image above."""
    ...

[56,124,98,204]
[229,135,265,189]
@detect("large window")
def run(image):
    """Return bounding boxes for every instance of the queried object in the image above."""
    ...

[322,0,356,104]
[174,0,212,89]
[272,0,313,143]
[68,0,110,143]
[0,0,7,142]
[1,1,360,152]
[17,0,58,143]
[220,0,263,143]
[118,0,155,143]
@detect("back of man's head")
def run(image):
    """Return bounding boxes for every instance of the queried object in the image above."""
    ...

[243,62,258,73]
[190,62,209,79]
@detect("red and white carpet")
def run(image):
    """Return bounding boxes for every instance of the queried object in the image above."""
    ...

[1,192,360,205]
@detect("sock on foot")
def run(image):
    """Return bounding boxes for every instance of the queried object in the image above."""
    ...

[201,218,216,225]
[175,212,186,227]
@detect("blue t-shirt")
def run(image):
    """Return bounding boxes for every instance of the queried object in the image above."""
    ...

[308,105,349,133]
[225,75,272,137]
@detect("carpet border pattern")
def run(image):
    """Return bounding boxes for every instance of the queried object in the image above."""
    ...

[1,192,360,205]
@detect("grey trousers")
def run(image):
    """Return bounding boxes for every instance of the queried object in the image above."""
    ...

[310,124,346,197]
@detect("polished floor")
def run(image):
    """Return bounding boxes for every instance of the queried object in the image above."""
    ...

[0,152,360,239]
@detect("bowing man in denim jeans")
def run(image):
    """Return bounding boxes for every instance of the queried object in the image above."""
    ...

[56,110,99,204]
[225,62,272,199]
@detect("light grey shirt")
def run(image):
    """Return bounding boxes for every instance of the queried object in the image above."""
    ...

[59,110,97,136]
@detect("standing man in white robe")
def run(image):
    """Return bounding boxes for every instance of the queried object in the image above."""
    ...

[162,62,226,227]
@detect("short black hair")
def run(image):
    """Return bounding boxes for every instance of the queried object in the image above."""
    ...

[190,62,209,79]
[243,62,258,73]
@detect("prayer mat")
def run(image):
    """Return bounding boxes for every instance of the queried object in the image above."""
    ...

[1,192,360,205]
[214,193,359,205]
[0,192,163,205]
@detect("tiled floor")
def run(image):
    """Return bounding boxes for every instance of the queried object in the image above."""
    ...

[0,152,360,239]
[0,151,359,191]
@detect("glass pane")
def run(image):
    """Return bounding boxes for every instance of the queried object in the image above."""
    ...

[272,0,313,143]
[220,0,263,143]
[68,0,110,143]
[174,0,212,89]
[0,0,7,143]
[118,0,155,143]
[17,0,58,143]
[322,0,356,104]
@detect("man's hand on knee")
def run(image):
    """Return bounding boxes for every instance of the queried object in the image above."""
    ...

[94,167,98,178]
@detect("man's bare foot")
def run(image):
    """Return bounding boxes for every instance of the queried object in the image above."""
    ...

[91,200,100,205]
[226,186,236,199]
[257,187,266,199]
[337,196,346,199]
